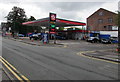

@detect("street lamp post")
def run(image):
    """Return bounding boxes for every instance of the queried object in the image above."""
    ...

[82,26,84,40]
[54,27,59,44]
[118,2,120,53]
[118,12,120,53]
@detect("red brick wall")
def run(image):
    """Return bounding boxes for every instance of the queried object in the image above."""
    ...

[87,8,117,31]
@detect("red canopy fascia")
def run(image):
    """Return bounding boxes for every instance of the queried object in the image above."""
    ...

[22,17,86,27]
[57,19,86,26]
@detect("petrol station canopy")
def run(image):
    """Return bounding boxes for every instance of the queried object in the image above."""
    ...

[22,17,86,27]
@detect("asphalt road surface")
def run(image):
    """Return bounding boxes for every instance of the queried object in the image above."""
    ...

[2,38,118,80]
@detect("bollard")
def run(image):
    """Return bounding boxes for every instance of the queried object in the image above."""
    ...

[31,38,34,42]
[44,42,46,44]
[116,48,120,53]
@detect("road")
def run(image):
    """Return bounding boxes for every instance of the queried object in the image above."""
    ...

[2,38,118,80]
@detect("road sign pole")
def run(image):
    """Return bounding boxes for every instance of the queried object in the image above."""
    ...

[54,29,56,44]
[48,26,50,43]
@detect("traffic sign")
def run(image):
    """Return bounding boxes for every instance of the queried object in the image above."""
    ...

[49,13,56,22]
[49,13,56,28]
[49,13,57,44]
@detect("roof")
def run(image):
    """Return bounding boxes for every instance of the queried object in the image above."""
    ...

[22,17,86,27]
[87,8,117,19]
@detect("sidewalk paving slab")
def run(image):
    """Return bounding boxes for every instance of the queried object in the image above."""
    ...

[9,37,65,47]
[83,50,120,63]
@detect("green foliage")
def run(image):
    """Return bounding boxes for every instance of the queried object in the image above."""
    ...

[114,11,120,27]
[6,6,40,35]
[6,6,27,34]
[28,16,36,21]
[118,12,120,27]
[27,16,42,33]
[58,27,64,30]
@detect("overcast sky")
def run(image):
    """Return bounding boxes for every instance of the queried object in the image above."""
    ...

[0,0,119,24]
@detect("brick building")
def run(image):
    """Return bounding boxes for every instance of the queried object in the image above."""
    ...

[87,8,118,31]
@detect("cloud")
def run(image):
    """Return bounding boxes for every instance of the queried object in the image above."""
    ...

[0,0,119,24]
[51,2,104,11]
[100,1,118,12]
[0,3,15,23]
[31,2,105,21]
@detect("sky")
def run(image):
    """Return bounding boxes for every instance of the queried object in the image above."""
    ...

[0,0,119,26]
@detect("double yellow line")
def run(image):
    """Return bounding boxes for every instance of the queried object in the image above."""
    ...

[0,56,30,82]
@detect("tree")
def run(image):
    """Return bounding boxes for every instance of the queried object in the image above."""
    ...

[26,16,37,33]
[26,16,42,33]
[58,27,64,31]
[28,16,36,21]
[6,6,27,37]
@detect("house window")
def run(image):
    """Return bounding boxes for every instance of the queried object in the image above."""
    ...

[98,19,103,23]
[99,12,103,16]
[108,18,113,23]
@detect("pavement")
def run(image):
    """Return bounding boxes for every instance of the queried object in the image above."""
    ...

[2,69,11,81]
[4,36,120,63]
[2,38,118,80]
[80,49,119,63]
[9,37,65,47]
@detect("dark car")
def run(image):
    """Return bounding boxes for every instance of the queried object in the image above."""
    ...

[101,38,111,44]
[29,33,41,40]
[110,37,118,43]
[87,37,99,43]
[55,36,66,40]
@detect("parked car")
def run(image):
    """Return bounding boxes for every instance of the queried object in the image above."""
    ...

[27,33,32,37]
[87,37,99,43]
[55,35,66,40]
[29,33,39,40]
[18,34,24,37]
[101,38,111,44]
[110,37,118,43]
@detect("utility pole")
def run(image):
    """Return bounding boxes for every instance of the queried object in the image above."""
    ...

[118,12,120,53]
[118,2,120,53]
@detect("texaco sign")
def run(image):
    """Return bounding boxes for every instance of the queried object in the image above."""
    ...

[50,13,56,22]
[51,14,56,21]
